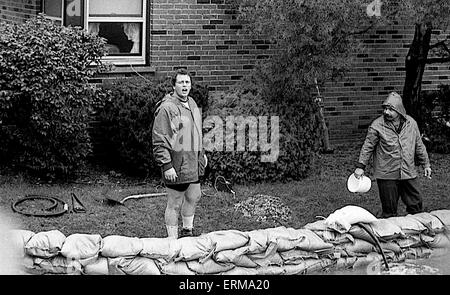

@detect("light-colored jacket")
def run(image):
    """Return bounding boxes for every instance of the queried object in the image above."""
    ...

[152,93,206,184]
[358,95,430,180]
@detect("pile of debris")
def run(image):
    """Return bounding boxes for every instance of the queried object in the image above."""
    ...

[234,194,292,224]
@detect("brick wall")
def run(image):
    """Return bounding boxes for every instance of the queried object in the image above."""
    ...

[1,0,450,145]
[0,0,40,23]
[149,0,277,92]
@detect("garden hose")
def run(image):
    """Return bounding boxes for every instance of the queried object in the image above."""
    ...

[11,194,69,217]
[355,222,390,271]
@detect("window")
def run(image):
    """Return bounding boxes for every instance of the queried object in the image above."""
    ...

[41,0,147,65]
[43,0,63,24]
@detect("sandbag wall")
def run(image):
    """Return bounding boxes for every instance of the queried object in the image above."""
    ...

[7,209,450,275]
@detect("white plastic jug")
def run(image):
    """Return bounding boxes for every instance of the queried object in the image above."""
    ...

[347,174,372,193]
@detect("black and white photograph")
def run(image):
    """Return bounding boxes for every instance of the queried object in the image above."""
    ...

[1,0,450,290]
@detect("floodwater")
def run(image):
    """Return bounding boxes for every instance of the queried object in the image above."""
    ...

[322,248,450,275]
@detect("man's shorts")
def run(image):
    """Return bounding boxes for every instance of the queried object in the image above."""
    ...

[166,180,200,192]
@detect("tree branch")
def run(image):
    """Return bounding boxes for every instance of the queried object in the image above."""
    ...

[429,40,450,54]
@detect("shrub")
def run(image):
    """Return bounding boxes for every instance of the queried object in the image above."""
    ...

[205,66,322,184]
[95,76,209,176]
[0,16,108,179]
[421,85,450,153]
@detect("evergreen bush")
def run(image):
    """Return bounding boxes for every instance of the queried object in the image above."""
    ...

[0,16,108,179]
[421,85,450,153]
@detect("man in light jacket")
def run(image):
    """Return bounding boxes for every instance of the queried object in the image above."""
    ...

[152,69,207,238]
[354,92,432,218]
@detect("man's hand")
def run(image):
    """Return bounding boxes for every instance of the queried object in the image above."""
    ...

[354,168,364,179]
[424,167,432,179]
[164,167,178,182]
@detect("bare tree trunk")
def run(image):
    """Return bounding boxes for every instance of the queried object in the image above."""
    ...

[402,22,432,131]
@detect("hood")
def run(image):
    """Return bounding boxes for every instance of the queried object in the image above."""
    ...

[382,92,407,119]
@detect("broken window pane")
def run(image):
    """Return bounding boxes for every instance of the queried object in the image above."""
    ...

[88,22,142,55]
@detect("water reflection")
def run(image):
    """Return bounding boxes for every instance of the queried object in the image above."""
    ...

[322,248,450,275]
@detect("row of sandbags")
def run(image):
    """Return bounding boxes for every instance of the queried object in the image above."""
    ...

[6,207,450,275]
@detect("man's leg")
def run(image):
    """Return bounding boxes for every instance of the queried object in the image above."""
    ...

[399,178,423,214]
[165,187,185,238]
[180,183,201,236]
[376,179,400,218]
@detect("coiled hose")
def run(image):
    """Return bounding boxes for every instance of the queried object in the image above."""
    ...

[11,195,68,217]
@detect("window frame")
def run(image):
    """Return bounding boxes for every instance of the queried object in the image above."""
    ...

[85,0,147,65]
[42,0,64,23]
[41,0,147,65]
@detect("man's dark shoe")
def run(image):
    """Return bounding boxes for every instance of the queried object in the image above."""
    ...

[179,227,194,238]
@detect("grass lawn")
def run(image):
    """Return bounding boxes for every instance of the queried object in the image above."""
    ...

[1,144,449,239]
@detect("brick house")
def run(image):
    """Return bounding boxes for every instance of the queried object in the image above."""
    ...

[1,0,449,144]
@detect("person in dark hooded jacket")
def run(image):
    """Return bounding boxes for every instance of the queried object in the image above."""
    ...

[354,92,432,218]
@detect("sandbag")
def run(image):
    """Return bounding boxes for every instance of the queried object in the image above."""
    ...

[108,256,161,275]
[20,255,35,272]
[140,237,182,262]
[394,234,423,248]
[186,257,235,274]
[293,229,334,251]
[204,230,249,252]
[29,255,82,275]
[421,233,450,249]
[106,257,127,275]
[101,235,143,257]
[304,219,328,231]
[430,209,450,228]
[369,219,404,240]
[60,233,103,260]
[214,248,258,268]
[175,235,215,262]
[265,226,302,240]
[402,247,433,260]
[256,265,285,275]
[266,227,311,252]
[408,212,445,235]
[158,261,195,275]
[279,249,319,265]
[387,216,427,234]
[8,229,35,255]
[380,241,402,254]
[247,242,283,267]
[337,239,375,257]
[221,266,259,275]
[348,224,376,243]
[242,229,271,254]
[281,262,308,275]
[325,205,377,233]
[25,229,66,258]
[82,256,109,275]
[315,229,355,245]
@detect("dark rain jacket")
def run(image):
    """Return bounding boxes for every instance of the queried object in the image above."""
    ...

[357,94,431,180]
[152,93,206,184]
